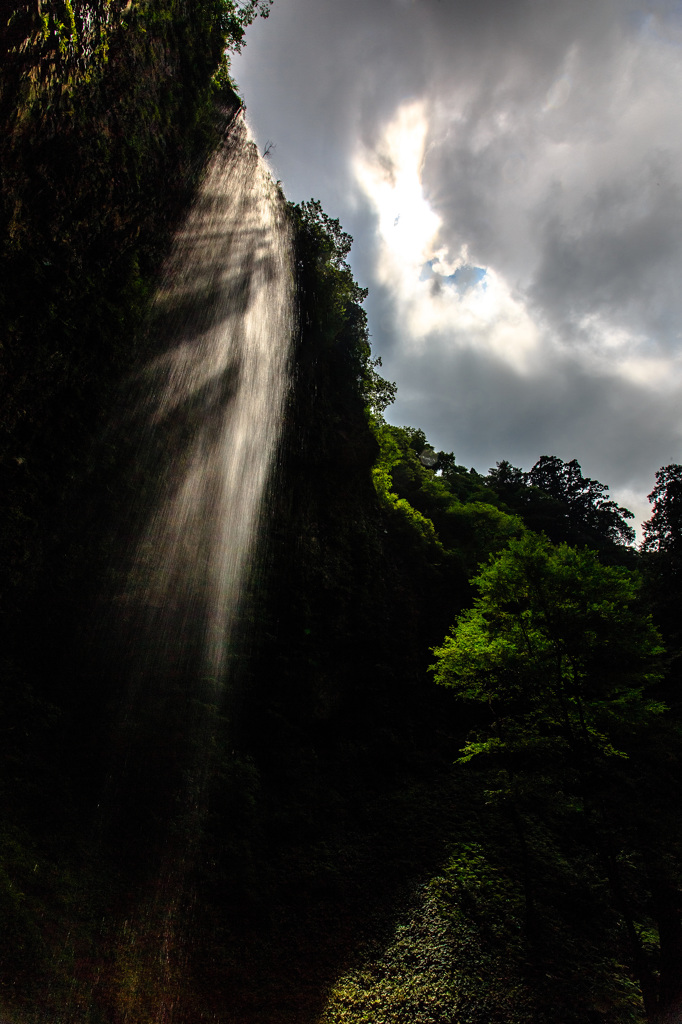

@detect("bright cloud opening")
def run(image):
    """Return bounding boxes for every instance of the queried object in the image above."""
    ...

[353,101,541,372]
[354,101,440,268]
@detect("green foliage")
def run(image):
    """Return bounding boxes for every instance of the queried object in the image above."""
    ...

[292,199,375,408]
[483,457,636,554]
[371,424,445,553]
[485,459,537,510]
[440,459,492,505]
[371,424,523,568]
[432,532,664,769]
[442,501,524,576]
[212,53,240,100]
[363,355,397,418]
[431,532,678,1019]
[320,873,535,1024]
[218,0,273,53]
[295,198,355,269]
[1,0,271,96]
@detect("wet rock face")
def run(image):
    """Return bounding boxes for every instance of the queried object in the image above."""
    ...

[0,0,242,698]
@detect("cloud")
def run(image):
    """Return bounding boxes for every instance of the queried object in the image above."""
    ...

[352,102,542,373]
[233,0,682,532]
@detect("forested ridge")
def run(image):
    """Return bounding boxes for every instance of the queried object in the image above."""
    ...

[2,3,682,1022]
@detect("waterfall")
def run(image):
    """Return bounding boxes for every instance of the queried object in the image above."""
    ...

[101,104,295,852]
[90,110,294,1021]
[125,107,293,691]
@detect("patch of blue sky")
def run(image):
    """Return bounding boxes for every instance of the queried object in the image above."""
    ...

[628,2,682,43]
[420,259,487,293]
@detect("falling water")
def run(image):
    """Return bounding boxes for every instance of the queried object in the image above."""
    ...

[92,107,294,1022]
[126,106,293,690]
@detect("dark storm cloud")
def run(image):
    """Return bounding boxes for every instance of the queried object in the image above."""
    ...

[234,0,682,532]
[528,166,682,349]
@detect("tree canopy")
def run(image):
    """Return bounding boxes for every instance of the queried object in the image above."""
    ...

[641,464,682,556]
[483,456,635,551]
[432,532,664,769]
[528,456,635,547]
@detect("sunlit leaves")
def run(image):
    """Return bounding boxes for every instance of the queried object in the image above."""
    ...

[432,533,665,768]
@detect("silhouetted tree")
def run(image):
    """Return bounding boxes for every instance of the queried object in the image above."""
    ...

[527,455,635,548]
[642,464,682,556]
[640,465,682,709]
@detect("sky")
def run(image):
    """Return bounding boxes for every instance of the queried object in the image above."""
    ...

[232,0,682,536]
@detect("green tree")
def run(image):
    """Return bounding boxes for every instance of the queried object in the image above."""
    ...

[291,199,371,388]
[372,424,523,565]
[486,459,528,499]
[432,533,663,768]
[362,355,396,419]
[432,533,668,1018]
